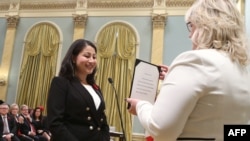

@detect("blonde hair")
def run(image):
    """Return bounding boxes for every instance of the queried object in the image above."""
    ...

[10,103,19,110]
[20,104,28,110]
[185,0,249,66]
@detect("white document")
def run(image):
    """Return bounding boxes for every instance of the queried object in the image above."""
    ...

[130,59,160,104]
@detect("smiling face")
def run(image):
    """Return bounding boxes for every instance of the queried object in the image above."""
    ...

[73,45,97,77]
[20,105,29,116]
[10,105,19,116]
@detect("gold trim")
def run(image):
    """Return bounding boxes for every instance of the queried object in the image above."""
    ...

[6,15,19,28]
[0,3,9,11]
[88,0,153,8]
[236,0,245,16]
[0,0,195,17]
[152,13,168,29]
[73,14,88,28]
[166,0,194,7]
[20,1,76,10]
[0,0,196,11]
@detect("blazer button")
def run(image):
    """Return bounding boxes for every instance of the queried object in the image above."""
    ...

[86,107,90,111]
[87,116,91,120]
[100,118,103,122]
[97,127,101,131]
[89,126,93,130]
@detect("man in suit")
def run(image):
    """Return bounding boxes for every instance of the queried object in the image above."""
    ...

[18,105,47,141]
[0,102,20,141]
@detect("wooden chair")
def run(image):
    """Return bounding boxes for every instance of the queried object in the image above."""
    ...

[110,131,124,141]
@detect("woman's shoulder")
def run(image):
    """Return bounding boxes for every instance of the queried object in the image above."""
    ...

[52,76,67,81]
[173,49,227,64]
[51,76,72,84]
[50,76,71,89]
[177,49,221,58]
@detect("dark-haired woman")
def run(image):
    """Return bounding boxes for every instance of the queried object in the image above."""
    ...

[47,39,110,141]
[32,107,51,141]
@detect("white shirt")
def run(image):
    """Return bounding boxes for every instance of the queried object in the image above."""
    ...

[1,115,10,134]
[83,84,101,110]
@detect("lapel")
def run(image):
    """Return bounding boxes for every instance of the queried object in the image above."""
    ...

[20,114,31,129]
[92,84,105,111]
[71,78,106,125]
[0,115,3,130]
[0,114,11,131]
[6,115,13,130]
[71,78,101,112]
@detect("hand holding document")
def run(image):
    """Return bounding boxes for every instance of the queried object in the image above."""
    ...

[129,59,161,104]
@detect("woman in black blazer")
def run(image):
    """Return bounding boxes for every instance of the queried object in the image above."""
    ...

[47,39,110,141]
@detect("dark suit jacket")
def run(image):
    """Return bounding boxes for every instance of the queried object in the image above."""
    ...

[47,76,110,141]
[18,114,35,136]
[0,114,18,138]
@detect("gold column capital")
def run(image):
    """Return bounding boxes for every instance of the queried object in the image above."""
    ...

[73,14,88,28]
[6,15,19,28]
[154,0,165,7]
[152,13,168,29]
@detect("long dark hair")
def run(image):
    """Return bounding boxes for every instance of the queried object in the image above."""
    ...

[59,39,97,85]
[32,107,43,121]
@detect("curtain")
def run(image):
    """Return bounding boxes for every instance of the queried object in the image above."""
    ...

[96,22,137,141]
[16,23,60,113]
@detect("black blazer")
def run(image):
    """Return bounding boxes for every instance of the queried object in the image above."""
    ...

[47,76,110,141]
[18,114,35,136]
[0,114,18,137]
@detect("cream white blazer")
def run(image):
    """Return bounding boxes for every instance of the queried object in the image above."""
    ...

[136,49,250,141]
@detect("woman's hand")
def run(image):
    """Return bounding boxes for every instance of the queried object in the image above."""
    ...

[126,98,140,115]
[18,116,24,124]
[37,130,43,134]
[159,64,168,80]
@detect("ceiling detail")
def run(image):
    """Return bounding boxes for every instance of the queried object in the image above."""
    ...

[0,0,194,11]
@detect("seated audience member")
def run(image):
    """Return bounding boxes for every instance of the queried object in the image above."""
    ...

[0,102,20,141]
[9,103,33,141]
[18,105,47,141]
[31,107,50,141]
[9,104,20,123]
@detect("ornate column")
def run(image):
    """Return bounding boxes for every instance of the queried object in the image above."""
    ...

[236,0,245,16]
[73,0,88,40]
[73,14,88,40]
[151,14,167,65]
[0,15,19,100]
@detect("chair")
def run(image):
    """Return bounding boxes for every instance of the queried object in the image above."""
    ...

[110,131,124,141]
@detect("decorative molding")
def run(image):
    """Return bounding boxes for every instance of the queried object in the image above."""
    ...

[73,14,88,28]
[0,1,10,11]
[152,13,168,29]
[88,0,153,8]
[20,1,76,10]
[76,0,87,9]
[132,133,145,141]
[154,0,165,7]
[0,0,195,10]
[6,15,19,28]
[166,0,194,7]
[0,0,196,17]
